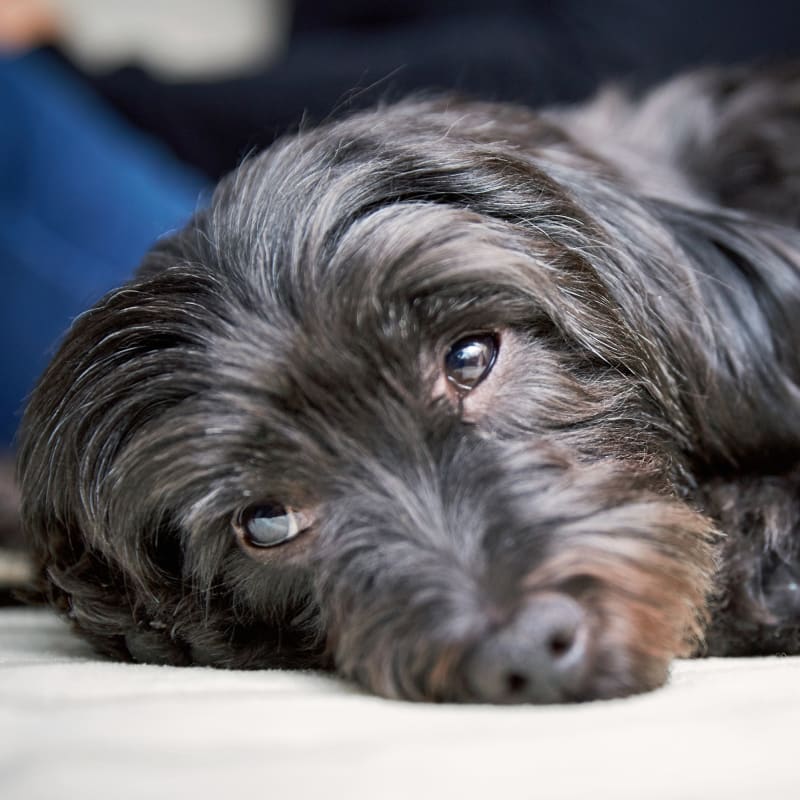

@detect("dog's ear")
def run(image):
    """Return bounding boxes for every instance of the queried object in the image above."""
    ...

[16,225,219,664]
[649,199,800,467]
[567,64,800,227]
[678,64,800,227]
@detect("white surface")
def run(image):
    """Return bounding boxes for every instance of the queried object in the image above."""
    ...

[0,607,798,800]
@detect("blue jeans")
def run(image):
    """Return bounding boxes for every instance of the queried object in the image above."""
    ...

[0,51,207,447]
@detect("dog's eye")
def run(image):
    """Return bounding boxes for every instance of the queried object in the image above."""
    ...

[235,504,304,548]
[444,334,498,393]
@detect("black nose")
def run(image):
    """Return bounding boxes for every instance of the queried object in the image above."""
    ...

[464,594,589,703]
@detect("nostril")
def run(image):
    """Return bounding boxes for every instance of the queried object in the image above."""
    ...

[505,671,529,695]
[548,628,575,659]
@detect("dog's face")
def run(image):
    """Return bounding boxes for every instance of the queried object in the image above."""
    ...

[20,99,717,702]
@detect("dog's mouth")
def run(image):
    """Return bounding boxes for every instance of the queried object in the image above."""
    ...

[221,413,713,704]
[320,579,675,705]
[307,468,713,705]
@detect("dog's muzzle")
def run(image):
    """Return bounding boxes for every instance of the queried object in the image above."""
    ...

[462,593,590,703]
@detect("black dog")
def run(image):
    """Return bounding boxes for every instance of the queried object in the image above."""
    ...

[18,64,800,703]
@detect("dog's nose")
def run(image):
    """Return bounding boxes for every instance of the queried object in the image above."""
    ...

[464,593,589,703]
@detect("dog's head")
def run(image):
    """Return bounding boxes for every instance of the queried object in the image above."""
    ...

[19,99,717,702]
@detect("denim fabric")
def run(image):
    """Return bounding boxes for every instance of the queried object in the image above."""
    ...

[0,51,206,447]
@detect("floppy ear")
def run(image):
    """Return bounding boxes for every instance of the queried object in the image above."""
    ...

[650,198,800,466]
[569,64,800,226]
[15,228,216,664]
[18,266,189,661]
[677,64,800,227]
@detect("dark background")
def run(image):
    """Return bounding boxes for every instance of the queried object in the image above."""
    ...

[76,0,800,179]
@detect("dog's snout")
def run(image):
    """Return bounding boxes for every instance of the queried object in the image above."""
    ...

[464,594,589,703]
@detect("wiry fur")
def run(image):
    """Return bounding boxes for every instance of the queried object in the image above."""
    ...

[17,64,800,702]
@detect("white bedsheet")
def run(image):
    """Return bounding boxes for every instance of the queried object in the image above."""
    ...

[0,607,798,800]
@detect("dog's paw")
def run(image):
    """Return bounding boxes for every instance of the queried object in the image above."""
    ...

[705,547,800,656]
[760,551,800,623]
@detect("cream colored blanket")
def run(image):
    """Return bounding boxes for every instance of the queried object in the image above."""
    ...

[1,608,798,800]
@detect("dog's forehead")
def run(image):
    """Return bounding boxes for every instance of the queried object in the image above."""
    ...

[209,193,528,353]
[208,101,573,304]
[196,103,628,424]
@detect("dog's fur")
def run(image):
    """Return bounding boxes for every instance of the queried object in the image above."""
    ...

[17,64,800,702]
